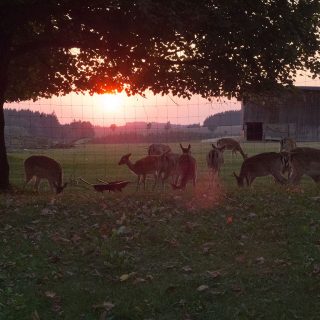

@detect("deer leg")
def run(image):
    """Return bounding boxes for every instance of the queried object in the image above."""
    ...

[288,169,302,185]
[142,174,147,191]
[271,170,287,185]
[208,169,212,188]
[152,172,158,191]
[34,177,41,192]
[311,175,320,184]
[49,181,55,192]
[136,175,141,191]
[23,174,33,190]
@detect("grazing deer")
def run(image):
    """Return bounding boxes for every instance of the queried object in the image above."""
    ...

[280,137,297,152]
[171,144,197,190]
[118,153,164,190]
[24,155,67,194]
[148,143,171,155]
[287,147,320,185]
[157,152,180,188]
[206,144,226,187]
[233,152,289,187]
[217,138,247,159]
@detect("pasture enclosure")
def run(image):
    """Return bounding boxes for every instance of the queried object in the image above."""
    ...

[8,141,320,191]
[1,141,320,319]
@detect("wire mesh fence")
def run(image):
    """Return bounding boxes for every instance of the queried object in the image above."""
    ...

[4,76,320,188]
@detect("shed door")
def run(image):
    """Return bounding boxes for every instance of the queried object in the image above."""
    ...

[246,122,263,141]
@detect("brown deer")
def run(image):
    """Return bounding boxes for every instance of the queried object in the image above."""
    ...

[233,152,289,187]
[148,143,171,155]
[24,155,67,194]
[171,144,197,190]
[206,144,226,187]
[280,137,297,152]
[157,152,180,188]
[118,153,164,190]
[287,147,320,185]
[217,138,247,159]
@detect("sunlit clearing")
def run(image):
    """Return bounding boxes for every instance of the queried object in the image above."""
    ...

[101,93,122,113]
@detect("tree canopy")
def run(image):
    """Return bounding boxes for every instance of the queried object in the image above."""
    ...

[3,0,320,102]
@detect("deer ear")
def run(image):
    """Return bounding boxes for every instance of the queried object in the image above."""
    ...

[220,145,226,152]
[188,144,191,150]
[180,143,183,150]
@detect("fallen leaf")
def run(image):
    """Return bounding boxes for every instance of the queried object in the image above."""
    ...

[226,216,233,224]
[71,233,81,242]
[235,255,245,263]
[231,284,243,293]
[197,285,209,292]
[119,272,136,282]
[93,301,115,311]
[182,266,192,273]
[165,285,178,293]
[255,257,265,264]
[44,291,56,299]
[206,270,221,279]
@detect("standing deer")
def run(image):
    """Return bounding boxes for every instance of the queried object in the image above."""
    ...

[148,143,171,155]
[24,155,67,194]
[217,138,247,159]
[206,144,226,187]
[157,152,180,188]
[233,152,289,187]
[118,153,164,190]
[280,137,297,152]
[171,144,197,190]
[287,147,320,185]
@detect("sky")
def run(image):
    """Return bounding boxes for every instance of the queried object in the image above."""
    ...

[5,74,320,127]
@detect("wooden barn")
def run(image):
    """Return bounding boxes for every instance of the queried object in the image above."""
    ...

[242,86,320,141]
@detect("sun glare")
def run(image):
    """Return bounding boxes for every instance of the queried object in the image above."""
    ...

[101,93,122,113]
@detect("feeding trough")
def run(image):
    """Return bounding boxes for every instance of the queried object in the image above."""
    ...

[79,178,130,193]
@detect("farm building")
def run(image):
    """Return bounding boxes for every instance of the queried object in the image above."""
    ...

[242,86,320,141]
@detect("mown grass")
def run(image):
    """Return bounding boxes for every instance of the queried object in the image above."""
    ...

[1,141,320,319]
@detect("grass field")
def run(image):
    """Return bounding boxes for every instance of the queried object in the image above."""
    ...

[1,141,320,319]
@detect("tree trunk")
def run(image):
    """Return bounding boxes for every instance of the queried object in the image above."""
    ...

[0,103,9,190]
[0,33,10,191]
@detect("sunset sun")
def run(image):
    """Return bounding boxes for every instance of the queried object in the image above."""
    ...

[101,93,122,113]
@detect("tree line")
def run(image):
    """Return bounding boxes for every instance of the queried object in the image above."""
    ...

[203,110,242,131]
[4,108,95,144]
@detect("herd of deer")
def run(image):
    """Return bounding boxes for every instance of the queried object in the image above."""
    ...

[23,137,320,194]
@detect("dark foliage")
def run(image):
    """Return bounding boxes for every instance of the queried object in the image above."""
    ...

[203,110,242,131]
[4,108,94,142]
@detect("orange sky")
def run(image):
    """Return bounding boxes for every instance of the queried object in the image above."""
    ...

[5,91,241,126]
[5,75,319,126]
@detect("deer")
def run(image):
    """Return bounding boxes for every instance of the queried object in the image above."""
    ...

[216,138,247,159]
[171,144,197,190]
[118,153,165,190]
[156,151,180,189]
[233,152,289,187]
[148,143,172,155]
[24,155,67,194]
[280,137,297,152]
[206,144,226,187]
[286,147,320,185]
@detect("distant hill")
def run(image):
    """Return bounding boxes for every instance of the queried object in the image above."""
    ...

[93,121,212,144]
[203,110,242,131]
[4,108,94,149]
